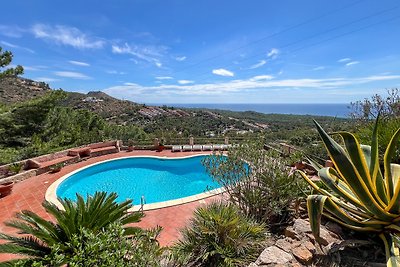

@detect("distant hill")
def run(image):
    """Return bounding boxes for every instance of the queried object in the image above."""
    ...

[0,76,347,137]
[62,90,144,124]
[0,76,50,104]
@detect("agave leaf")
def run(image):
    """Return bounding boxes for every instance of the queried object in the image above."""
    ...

[386,164,400,213]
[305,156,323,172]
[307,195,327,241]
[370,118,382,192]
[323,196,387,229]
[298,171,336,197]
[361,144,388,205]
[379,233,400,267]
[313,120,395,221]
[319,168,357,199]
[318,167,365,210]
[323,212,385,232]
[384,128,400,199]
[336,131,372,187]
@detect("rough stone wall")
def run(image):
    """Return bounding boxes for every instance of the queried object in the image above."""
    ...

[248,218,341,267]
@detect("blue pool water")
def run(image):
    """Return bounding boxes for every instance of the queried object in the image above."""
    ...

[56,156,220,205]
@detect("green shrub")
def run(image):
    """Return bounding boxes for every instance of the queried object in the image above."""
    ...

[13,224,164,267]
[203,140,307,228]
[7,162,23,174]
[172,202,266,267]
[356,117,400,163]
[0,192,144,266]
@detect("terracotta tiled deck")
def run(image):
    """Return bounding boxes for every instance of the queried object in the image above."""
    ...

[0,150,223,262]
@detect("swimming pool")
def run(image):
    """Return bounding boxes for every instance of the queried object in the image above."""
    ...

[46,155,223,210]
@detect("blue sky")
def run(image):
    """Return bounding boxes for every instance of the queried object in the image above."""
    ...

[1,0,400,104]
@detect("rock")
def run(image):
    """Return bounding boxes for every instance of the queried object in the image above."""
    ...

[324,221,344,236]
[292,245,313,264]
[293,219,312,235]
[292,218,340,246]
[318,227,340,246]
[275,238,301,253]
[306,233,316,243]
[255,246,293,265]
[247,263,258,267]
[284,227,299,240]
[303,240,316,254]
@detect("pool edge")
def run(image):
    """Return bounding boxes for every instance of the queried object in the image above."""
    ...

[45,153,225,211]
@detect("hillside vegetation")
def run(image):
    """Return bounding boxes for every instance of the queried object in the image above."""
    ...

[0,76,350,164]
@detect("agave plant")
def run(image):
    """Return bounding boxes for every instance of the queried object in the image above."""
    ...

[172,201,266,267]
[0,192,143,266]
[298,120,400,266]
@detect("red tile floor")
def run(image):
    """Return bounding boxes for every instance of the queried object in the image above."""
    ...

[0,150,222,262]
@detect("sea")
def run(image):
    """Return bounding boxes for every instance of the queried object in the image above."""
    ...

[158,103,350,118]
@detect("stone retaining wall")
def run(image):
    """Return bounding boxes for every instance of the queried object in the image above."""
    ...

[0,169,37,184]
[0,141,121,184]
[248,218,342,267]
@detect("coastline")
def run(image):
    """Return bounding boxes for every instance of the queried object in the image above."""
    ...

[149,103,350,118]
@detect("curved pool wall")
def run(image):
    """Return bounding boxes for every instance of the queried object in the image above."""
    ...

[46,155,224,211]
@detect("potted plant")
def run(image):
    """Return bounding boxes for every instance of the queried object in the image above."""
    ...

[50,162,64,173]
[0,181,14,197]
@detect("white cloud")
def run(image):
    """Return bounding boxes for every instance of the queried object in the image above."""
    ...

[267,48,279,59]
[0,41,35,53]
[32,24,104,49]
[338,58,351,63]
[313,66,325,71]
[112,43,166,68]
[178,80,194,85]
[68,60,90,67]
[103,75,400,98]
[212,68,234,77]
[155,76,173,80]
[250,75,274,81]
[35,77,59,82]
[175,56,186,61]
[346,61,360,66]
[0,25,25,38]
[249,60,267,69]
[54,71,91,79]
[123,82,138,86]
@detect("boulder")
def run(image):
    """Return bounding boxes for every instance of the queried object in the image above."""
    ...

[292,245,313,264]
[255,246,293,265]
[284,227,299,240]
[275,238,301,253]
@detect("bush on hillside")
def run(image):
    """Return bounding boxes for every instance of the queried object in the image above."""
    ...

[203,140,307,229]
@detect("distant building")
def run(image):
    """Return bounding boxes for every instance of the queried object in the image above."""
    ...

[82,97,104,102]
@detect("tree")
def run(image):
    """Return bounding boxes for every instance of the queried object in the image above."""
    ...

[349,90,400,162]
[349,88,400,121]
[0,46,24,78]
[0,192,144,266]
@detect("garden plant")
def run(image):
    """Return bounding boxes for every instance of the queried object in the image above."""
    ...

[298,119,400,266]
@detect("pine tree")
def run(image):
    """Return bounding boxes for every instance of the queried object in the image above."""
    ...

[0,46,24,78]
